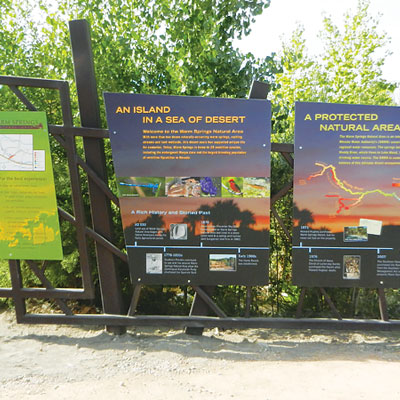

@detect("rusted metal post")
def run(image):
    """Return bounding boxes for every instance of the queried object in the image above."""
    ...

[296,287,307,318]
[8,260,26,323]
[245,286,252,318]
[378,288,389,321]
[128,285,142,316]
[185,286,216,335]
[69,19,125,334]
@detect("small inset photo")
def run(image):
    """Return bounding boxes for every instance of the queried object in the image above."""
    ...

[199,177,221,197]
[166,177,202,197]
[209,254,237,272]
[243,177,270,198]
[221,177,243,197]
[170,223,188,240]
[343,226,368,242]
[117,177,165,197]
[146,253,163,274]
[343,255,361,279]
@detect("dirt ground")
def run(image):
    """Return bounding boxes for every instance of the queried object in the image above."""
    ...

[1,310,400,400]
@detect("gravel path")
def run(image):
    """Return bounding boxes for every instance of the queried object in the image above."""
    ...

[1,311,400,399]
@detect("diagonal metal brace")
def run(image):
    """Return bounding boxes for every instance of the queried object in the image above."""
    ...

[192,286,227,318]
[25,260,73,315]
[8,86,38,111]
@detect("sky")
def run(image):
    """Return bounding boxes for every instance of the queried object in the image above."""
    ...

[235,0,400,85]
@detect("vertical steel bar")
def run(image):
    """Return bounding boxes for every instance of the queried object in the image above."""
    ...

[127,285,142,316]
[185,286,215,335]
[245,286,252,318]
[378,288,389,321]
[243,80,270,320]
[249,81,270,99]
[69,19,125,334]
[296,287,307,318]
[58,81,95,295]
[8,260,26,323]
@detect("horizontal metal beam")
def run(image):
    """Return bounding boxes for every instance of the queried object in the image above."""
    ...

[0,288,13,297]
[19,313,400,331]
[0,287,93,299]
[49,124,109,139]
[271,143,294,153]
[0,75,68,90]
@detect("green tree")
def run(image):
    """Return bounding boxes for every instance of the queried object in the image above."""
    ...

[0,0,276,120]
[0,0,277,311]
[272,0,397,144]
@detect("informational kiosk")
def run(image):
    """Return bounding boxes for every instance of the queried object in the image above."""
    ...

[104,93,271,285]
[293,102,400,287]
[0,112,63,260]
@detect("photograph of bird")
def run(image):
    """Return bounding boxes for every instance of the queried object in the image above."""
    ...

[229,178,242,194]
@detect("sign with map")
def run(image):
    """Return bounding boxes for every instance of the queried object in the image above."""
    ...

[104,93,271,285]
[0,112,63,259]
[293,102,400,287]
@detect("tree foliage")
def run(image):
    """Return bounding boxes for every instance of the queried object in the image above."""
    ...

[271,0,397,144]
[0,0,277,311]
[0,0,276,121]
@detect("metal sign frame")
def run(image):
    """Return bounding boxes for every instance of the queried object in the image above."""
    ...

[0,19,398,332]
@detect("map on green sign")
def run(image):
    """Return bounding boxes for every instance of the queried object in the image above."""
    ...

[0,111,63,260]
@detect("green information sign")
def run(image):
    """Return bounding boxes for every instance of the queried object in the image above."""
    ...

[0,112,63,260]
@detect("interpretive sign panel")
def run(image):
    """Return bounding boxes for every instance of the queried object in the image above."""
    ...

[293,102,400,287]
[0,112,63,260]
[104,93,271,285]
